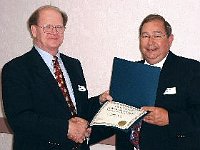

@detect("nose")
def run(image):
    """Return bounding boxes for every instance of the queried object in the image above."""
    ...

[148,36,155,44]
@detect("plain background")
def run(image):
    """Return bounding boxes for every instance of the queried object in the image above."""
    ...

[1,1,200,150]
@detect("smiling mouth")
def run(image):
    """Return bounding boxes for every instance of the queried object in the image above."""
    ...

[147,48,157,51]
[48,37,59,40]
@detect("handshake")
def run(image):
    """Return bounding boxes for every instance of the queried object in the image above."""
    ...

[67,91,113,143]
[67,117,91,144]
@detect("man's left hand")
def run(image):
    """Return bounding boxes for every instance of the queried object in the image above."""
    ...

[99,90,113,103]
[142,106,169,126]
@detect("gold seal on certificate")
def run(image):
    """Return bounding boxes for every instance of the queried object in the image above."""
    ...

[118,121,127,126]
[90,101,147,130]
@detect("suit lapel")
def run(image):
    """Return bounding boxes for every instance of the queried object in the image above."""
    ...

[155,52,177,103]
[60,55,84,114]
[60,55,78,95]
[28,48,69,108]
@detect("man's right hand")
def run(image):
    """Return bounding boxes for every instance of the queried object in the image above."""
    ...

[67,117,91,143]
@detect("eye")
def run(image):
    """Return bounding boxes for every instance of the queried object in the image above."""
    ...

[56,25,63,29]
[154,35,162,39]
[141,35,149,38]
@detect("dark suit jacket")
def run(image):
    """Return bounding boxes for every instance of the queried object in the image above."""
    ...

[2,47,101,150]
[106,51,200,150]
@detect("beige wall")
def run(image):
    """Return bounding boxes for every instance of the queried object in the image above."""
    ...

[1,0,200,150]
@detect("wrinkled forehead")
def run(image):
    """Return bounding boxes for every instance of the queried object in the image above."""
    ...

[141,20,166,34]
[37,8,63,24]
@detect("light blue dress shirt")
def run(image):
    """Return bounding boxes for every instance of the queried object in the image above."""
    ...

[34,45,77,108]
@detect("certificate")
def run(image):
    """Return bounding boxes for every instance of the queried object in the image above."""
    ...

[90,101,147,130]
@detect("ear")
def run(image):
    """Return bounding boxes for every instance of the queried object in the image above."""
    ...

[168,34,174,47]
[31,25,37,38]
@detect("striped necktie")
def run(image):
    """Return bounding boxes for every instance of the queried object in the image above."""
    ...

[53,56,77,116]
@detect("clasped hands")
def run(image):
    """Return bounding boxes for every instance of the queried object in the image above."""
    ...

[67,117,91,143]
[67,91,112,143]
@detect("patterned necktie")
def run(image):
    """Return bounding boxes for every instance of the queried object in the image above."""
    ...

[53,56,77,116]
[130,121,142,150]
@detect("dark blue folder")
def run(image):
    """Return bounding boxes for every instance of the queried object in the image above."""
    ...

[110,57,161,108]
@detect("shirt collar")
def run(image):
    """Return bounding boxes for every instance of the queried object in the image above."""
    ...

[144,53,168,69]
[34,45,61,66]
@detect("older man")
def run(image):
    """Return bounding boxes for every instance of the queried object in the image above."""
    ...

[2,5,108,150]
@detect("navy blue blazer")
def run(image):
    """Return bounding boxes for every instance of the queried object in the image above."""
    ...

[2,47,100,150]
[101,51,200,150]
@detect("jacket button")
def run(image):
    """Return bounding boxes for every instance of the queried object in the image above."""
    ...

[177,135,186,138]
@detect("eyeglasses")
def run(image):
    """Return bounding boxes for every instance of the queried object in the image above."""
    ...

[140,32,166,41]
[37,24,65,34]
